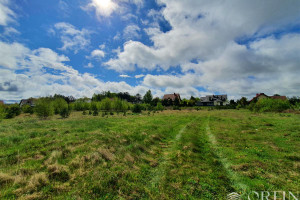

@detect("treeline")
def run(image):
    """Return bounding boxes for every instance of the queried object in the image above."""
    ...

[1,91,300,121]
[0,90,165,120]
[219,96,300,113]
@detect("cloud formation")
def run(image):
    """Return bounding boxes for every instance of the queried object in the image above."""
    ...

[53,22,91,53]
[105,0,300,98]
[0,0,16,26]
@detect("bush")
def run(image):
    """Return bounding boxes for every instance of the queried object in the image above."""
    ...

[22,104,34,114]
[173,106,181,110]
[60,106,70,118]
[93,110,99,116]
[132,104,142,113]
[0,105,5,121]
[53,98,68,115]
[5,104,21,119]
[100,98,111,112]
[73,101,90,111]
[252,98,291,112]
[35,98,54,118]
[156,102,164,111]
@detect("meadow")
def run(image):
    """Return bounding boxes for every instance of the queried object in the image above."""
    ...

[0,109,299,199]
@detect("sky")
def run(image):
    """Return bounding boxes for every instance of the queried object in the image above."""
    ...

[0,0,300,103]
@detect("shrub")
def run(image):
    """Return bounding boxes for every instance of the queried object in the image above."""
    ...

[22,104,34,114]
[53,98,68,115]
[60,106,70,118]
[132,104,142,113]
[100,98,111,112]
[5,104,21,119]
[93,110,99,116]
[252,98,291,112]
[0,105,5,121]
[156,102,164,111]
[34,98,54,118]
[173,106,181,110]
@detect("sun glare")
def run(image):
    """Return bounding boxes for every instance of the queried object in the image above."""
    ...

[94,0,113,9]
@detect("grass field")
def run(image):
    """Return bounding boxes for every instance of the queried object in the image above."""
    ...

[0,110,299,199]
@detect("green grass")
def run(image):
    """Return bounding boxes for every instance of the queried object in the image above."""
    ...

[0,110,299,199]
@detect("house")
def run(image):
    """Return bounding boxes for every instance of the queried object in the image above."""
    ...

[162,93,181,102]
[19,98,36,107]
[249,93,287,103]
[0,100,4,105]
[197,95,228,106]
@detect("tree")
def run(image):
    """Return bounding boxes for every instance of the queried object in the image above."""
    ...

[143,90,153,104]
[100,98,111,112]
[151,97,160,106]
[237,97,248,108]
[132,104,142,113]
[5,104,21,119]
[53,98,68,115]
[135,93,142,103]
[174,97,180,106]
[35,98,54,119]
[156,102,164,111]
[22,104,34,114]
[60,106,70,118]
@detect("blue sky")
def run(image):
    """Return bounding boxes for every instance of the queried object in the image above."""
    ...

[0,0,300,102]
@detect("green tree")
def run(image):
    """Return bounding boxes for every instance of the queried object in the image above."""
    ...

[237,97,248,108]
[100,98,111,112]
[35,98,54,119]
[22,104,34,114]
[53,98,68,114]
[5,104,21,119]
[143,90,153,104]
[156,102,164,111]
[132,104,142,113]
[60,106,70,118]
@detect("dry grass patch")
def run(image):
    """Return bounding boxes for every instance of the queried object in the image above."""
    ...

[19,192,43,200]
[124,153,135,163]
[44,150,62,165]
[98,148,115,161]
[26,173,49,193]
[47,163,70,182]
[0,172,14,186]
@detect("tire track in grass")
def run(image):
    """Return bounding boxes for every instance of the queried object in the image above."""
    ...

[145,121,190,198]
[205,116,249,193]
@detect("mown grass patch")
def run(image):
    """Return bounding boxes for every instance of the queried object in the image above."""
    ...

[0,110,299,199]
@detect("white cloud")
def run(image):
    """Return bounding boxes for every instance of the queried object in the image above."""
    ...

[84,62,94,68]
[0,0,16,26]
[113,32,121,40]
[123,24,141,39]
[53,22,91,53]
[99,44,105,49]
[104,0,300,97]
[119,74,131,78]
[135,74,144,78]
[2,27,20,36]
[91,49,105,58]
[0,41,158,101]
[0,41,30,69]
